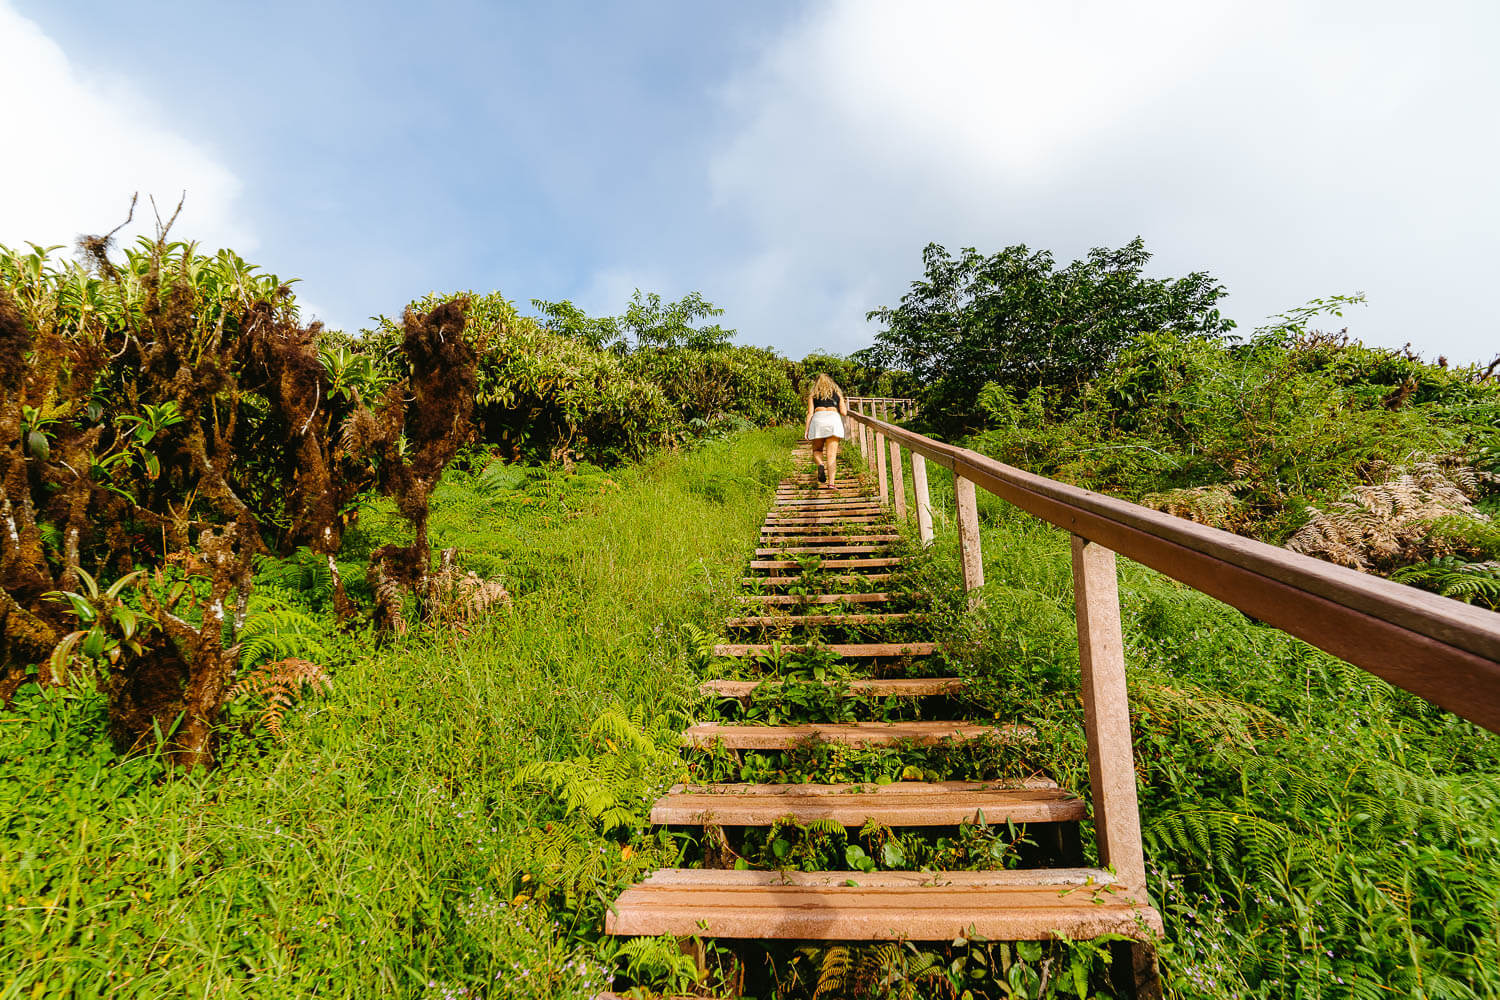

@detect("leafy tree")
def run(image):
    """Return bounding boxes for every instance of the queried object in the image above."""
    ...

[529,297,623,353]
[868,238,1233,424]
[620,290,734,352]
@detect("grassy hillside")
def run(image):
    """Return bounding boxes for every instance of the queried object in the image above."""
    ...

[911,460,1500,999]
[0,428,793,999]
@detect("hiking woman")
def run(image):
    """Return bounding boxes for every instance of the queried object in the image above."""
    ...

[804,373,849,488]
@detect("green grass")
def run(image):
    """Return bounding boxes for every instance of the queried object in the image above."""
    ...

[0,428,793,1000]
[9,423,1498,999]
[903,448,1500,999]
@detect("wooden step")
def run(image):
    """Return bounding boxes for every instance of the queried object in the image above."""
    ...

[723,612,927,627]
[776,486,869,493]
[762,516,887,524]
[606,868,1161,941]
[651,782,1084,826]
[742,574,897,586]
[759,533,901,544]
[760,527,898,537]
[773,502,884,511]
[749,558,904,571]
[681,721,1031,749]
[700,676,961,699]
[754,545,892,557]
[712,642,936,657]
[738,592,918,605]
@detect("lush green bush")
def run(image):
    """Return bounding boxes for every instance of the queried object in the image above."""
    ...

[950,307,1500,602]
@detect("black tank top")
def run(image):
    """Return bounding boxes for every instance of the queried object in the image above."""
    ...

[812,391,841,409]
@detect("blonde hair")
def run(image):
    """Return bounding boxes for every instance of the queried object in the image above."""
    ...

[810,373,841,401]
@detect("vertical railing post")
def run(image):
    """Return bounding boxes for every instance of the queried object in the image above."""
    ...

[888,438,907,522]
[860,401,870,461]
[954,474,984,597]
[1070,535,1147,890]
[911,452,933,546]
[875,428,889,506]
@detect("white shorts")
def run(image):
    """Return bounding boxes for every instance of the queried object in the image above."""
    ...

[807,411,845,440]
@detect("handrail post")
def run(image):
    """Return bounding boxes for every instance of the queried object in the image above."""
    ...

[858,402,869,462]
[1070,535,1147,891]
[875,427,889,506]
[911,452,933,546]
[955,474,984,598]
[889,438,907,522]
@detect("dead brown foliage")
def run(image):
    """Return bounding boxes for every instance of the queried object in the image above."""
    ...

[1286,457,1492,572]
[364,300,479,633]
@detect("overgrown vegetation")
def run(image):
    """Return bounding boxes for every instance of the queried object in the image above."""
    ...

[7,214,1499,998]
[919,480,1500,998]
[0,427,790,998]
[869,245,1500,604]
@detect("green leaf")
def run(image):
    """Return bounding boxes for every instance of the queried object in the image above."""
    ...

[26,428,49,461]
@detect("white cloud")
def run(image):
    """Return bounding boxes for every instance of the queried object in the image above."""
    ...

[707,0,1500,362]
[0,1,253,255]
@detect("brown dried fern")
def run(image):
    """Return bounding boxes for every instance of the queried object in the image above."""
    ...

[227,657,331,738]
[1286,457,1493,571]
[1142,482,1248,530]
[428,548,512,629]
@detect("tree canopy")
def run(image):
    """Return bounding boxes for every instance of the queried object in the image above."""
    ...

[867,238,1233,424]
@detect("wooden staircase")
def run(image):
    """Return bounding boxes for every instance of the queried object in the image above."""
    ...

[605,436,1163,997]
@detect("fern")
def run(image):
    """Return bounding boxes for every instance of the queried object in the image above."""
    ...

[512,708,670,834]
[813,945,851,999]
[252,547,334,605]
[226,657,331,738]
[1287,456,1492,571]
[236,600,328,669]
[1392,556,1500,609]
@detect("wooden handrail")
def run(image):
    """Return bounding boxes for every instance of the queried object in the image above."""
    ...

[847,408,1500,734]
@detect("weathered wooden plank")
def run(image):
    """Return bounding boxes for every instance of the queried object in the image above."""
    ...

[635,866,1097,888]
[753,545,892,556]
[1072,536,1147,890]
[681,721,1030,749]
[758,533,902,543]
[742,573,898,586]
[722,612,926,627]
[650,783,1085,826]
[712,641,936,657]
[605,875,1160,941]
[737,591,916,605]
[889,438,908,523]
[955,474,984,595]
[699,676,960,698]
[911,451,934,547]
[748,558,904,570]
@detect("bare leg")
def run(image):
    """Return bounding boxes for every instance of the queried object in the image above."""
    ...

[808,437,829,475]
[824,438,841,486]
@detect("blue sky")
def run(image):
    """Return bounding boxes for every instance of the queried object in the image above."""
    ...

[4,0,1498,362]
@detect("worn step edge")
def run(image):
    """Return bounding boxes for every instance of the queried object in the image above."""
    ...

[737,592,920,604]
[723,612,928,627]
[605,874,1161,941]
[651,784,1084,826]
[681,721,1033,749]
[749,558,905,570]
[741,574,897,586]
[700,676,960,698]
[712,642,936,657]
